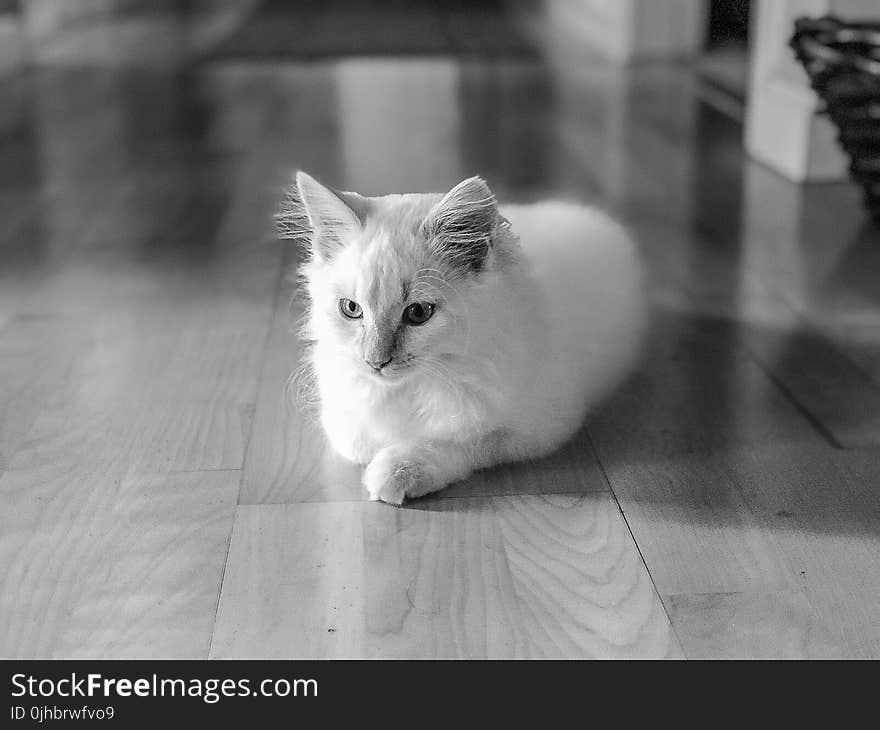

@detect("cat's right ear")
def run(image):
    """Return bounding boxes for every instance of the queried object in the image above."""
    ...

[278,171,365,260]
[421,176,498,273]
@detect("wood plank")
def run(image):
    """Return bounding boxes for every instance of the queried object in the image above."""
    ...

[629,443,880,657]
[666,589,844,659]
[590,309,880,656]
[725,442,880,516]
[210,494,682,658]
[0,316,84,476]
[591,310,825,460]
[727,443,880,657]
[4,269,272,476]
[739,166,880,392]
[237,251,364,503]
[761,506,880,659]
[662,256,880,450]
[586,309,825,638]
[0,152,283,656]
[0,185,120,329]
[599,453,797,596]
[630,193,880,452]
[3,170,283,476]
[665,137,880,449]
[0,468,239,658]
[742,314,880,449]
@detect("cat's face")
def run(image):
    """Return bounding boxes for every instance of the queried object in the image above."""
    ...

[289,172,503,386]
[307,229,463,384]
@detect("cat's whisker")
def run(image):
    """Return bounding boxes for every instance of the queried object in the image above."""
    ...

[285,358,320,415]
[410,272,472,356]
[417,268,470,350]
[410,282,471,358]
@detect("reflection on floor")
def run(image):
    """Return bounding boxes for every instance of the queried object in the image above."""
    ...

[1,6,879,659]
[206,0,538,60]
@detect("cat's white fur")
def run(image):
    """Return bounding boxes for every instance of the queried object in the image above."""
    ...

[286,172,645,505]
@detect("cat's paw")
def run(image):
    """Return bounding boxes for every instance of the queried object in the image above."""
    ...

[363,448,436,506]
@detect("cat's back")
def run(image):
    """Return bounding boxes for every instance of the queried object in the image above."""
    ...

[501,201,640,287]
[499,201,646,425]
[501,200,642,311]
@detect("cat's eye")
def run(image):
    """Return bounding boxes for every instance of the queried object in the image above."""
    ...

[339,298,363,319]
[403,302,435,326]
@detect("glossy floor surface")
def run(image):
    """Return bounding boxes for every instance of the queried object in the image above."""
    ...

[2,8,880,659]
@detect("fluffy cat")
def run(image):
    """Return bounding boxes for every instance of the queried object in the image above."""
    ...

[282,172,645,505]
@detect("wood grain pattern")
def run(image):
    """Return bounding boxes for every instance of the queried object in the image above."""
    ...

[744,323,880,449]
[237,260,365,504]
[732,446,880,657]
[761,508,880,659]
[0,316,83,476]
[0,469,239,657]
[605,445,880,656]
[588,306,880,655]
[210,494,682,658]
[597,453,798,596]
[666,589,844,659]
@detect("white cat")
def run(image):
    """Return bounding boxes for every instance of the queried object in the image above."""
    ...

[283,172,645,505]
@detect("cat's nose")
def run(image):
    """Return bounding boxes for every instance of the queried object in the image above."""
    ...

[366,356,393,371]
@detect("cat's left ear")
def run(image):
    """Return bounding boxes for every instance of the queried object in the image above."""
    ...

[279,171,367,260]
[422,176,499,272]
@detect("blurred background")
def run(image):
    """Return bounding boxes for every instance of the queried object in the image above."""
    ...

[1,0,878,202]
[2,1,880,227]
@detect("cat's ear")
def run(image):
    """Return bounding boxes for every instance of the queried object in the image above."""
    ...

[422,176,498,272]
[279,171,366,260]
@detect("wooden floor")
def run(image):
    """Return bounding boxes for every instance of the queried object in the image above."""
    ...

[2,10,880,659]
